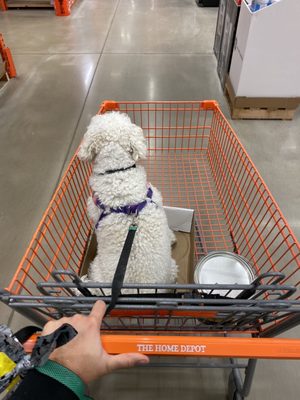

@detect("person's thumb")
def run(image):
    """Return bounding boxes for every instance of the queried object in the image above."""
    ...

[107,353,149,372]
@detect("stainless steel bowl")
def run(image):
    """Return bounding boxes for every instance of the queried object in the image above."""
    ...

[194,251,256,298]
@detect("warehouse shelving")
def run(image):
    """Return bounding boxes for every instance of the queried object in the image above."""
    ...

[0,0,77,16]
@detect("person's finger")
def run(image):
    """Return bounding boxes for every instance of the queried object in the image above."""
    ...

[106,353,149,372]
[89,300,106,325]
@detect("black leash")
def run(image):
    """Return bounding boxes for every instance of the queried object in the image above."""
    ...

[105,224,138,317]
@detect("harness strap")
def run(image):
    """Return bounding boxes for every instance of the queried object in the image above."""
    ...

[93,187,154,228]
[92,187,153,314]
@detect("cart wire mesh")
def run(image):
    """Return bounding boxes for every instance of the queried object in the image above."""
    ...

[3,101,300,337]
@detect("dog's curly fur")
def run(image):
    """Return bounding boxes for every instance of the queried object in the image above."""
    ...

[77,112,177,294]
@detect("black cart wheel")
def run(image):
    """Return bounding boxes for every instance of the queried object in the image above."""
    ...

[227,372,244,400]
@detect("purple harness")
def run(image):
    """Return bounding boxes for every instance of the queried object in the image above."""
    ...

[93,187,154,228]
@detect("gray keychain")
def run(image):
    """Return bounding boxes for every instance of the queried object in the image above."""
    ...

[0,323,77,396]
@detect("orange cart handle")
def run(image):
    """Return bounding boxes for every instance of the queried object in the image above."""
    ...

[24,334,300,360]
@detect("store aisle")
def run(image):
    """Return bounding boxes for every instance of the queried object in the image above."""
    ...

[0,1,299,399]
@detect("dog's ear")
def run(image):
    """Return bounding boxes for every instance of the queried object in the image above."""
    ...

[130,125,147,161]
[77,136,97,161]
[77,116,101,161]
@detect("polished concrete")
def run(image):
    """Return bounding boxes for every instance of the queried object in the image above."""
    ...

[0,0,299,399]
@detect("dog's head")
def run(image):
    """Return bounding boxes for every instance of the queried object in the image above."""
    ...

[77,112,147,163]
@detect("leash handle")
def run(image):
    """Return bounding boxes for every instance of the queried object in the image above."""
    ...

[105,224,138,317]
[30,324,78,367]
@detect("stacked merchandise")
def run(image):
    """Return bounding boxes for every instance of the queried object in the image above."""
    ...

[226,0,300,119]
[248,0,280,11]
[213,0,241,89]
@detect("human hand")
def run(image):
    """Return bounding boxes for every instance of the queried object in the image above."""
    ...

[41,301,149,383]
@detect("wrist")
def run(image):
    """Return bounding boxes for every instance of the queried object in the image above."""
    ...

[37,360,92,399]
[48,355,89,384]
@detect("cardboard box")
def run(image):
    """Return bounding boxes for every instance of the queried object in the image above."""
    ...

[229,0,300,97]
[164,206,194,284]
[80,207,195,285]
[226,75,300,109]
[225,74,300,119]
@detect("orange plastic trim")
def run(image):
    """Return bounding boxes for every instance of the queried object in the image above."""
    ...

[200,100,219,110]
[0,34,17,78]
[0,0,7,11]
[98,100,219,114]
[0,34,5,59]
[99,100,120,114]
[24,334,300,360]
[54,0,75,16]
[4,48,17,78]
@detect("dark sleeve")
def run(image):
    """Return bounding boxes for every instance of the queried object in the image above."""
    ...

[11,369,78,400]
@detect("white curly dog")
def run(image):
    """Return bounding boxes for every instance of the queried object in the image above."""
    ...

[77,111,177,294]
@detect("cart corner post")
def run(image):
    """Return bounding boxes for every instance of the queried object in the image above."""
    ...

[0,0,7,11]
[54,0,71,16]
[200,100,219,110]
[99,100,120,114]
[0,289,48,328]
[0,34,17,78]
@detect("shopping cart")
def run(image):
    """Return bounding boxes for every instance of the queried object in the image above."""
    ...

[1,101,300,400]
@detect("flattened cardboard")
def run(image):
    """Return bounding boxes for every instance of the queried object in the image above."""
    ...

[80,208,195,285]
[164,206,194,233]
[81,233,97,277]
[173,218,195,284]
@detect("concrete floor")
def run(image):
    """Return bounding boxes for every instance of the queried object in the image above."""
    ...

[0,0,299,399]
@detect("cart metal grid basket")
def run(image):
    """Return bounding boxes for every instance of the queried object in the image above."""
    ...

[1,100,300,399]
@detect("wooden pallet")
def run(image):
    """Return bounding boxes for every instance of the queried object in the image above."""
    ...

[225,76,300,120]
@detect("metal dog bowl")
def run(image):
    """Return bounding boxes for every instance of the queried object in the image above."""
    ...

[194,251,256,298]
